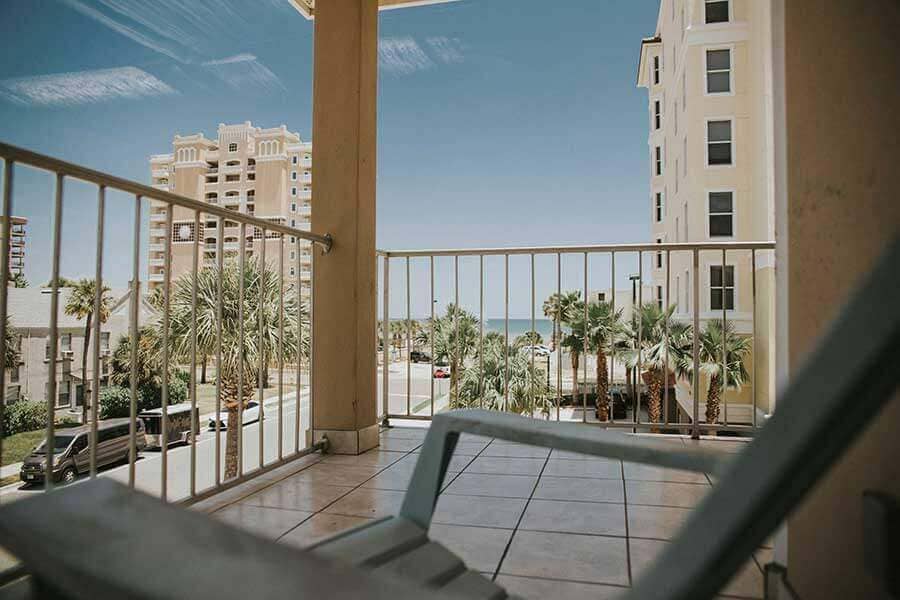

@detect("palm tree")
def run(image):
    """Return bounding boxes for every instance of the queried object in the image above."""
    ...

[513,330,543,349]
[682,319,752,430]
[416,304,479,408]
[543,291,582,349]
[570,301,624,421]
[561,326,585,405]
[64,279,113,422]
[9,272,27,288]
[110,325,173,390]
[625,303,692,428]
[458,332,553,415]
[165,258,307,479]
[4,316,20,375]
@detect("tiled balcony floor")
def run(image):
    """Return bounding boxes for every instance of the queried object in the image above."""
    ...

[212,426,769,599]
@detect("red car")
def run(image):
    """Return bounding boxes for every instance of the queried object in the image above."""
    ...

[433,363,450,378]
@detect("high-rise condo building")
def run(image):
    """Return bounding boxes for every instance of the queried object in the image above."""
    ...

[2,216,27,279]
[637,0,776,421]
[148,122,312,290]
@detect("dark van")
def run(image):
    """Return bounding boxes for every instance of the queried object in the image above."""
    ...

[19,418,146,485]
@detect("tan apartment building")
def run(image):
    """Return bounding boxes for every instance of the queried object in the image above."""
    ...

[148,122,312,290]
[1,216,27,279]
[637,0,776,424]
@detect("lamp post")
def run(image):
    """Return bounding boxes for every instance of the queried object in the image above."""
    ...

[629,273,641,418]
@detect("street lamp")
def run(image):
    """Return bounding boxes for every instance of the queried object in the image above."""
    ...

[628,273,641,423]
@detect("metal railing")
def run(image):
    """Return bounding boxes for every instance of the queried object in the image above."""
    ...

[0,141,331,504]
[377,241,775,437]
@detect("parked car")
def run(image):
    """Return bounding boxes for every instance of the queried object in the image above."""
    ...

[433,361,450,379]
[410,350,431,363]
[20,418,146,485]
[208,400,260,430]
[520,344,551,357]
[139,402,200,449]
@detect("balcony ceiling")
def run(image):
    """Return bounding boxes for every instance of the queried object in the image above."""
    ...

[288,0,458,19]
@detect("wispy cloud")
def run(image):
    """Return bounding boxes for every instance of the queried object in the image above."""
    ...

[0,67,176,107]
[426,37,464,65]
[202,54,285,93]
[378,37,434,76]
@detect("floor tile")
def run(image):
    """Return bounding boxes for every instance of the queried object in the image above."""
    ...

[448,441,491,456]
[428,524,513,573]
[278,513,373,549]
[496,575,625,600]
[533,476,624,503]
[360,465,415,491]
[240,479,353,512]
[625,481,710,508]
[520,499,626,536]
[543,457,622,479]
[398,452,469,472]
[379,427,428,440]
[465,456,545,476]
[626,504,692,540]
[322,487,405,519]
[378,437,423,452]
[480,443,551,459]
[320,450,408,468]
[551,448,604,460]
[500,530,629,586]
[290,463,383,487]
[623,462,709,484]
[432,494,527,529]
[443,473,538,498]
[630,538,762,598]
[213,504,312,540]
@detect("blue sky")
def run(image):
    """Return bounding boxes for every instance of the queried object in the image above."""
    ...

[0,0,659,318]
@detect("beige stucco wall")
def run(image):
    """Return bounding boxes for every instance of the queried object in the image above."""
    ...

[783,0,900,597]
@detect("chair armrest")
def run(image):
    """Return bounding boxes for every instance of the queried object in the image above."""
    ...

[399,409,729,528]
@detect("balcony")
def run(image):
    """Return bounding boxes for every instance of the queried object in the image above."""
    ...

[150,213,167,222]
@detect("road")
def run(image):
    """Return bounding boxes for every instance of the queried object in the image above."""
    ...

[0,391,310,505]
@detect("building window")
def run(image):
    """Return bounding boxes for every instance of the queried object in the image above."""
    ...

[706,49,732,93]
[707,120,733,166]
[655,192,664,222]
[100,332,110,352]
[675,275,681,312]
[292,155,298,165]
[291,219,296,228]
[655,146,662,175]
[291,171,297,181]
[705,0,729,23]
[291,187,297,197]
[61,334,72,353]
[291,202,297,212]
[653,56,660,85]
[653,100,661,130]
[225,174,240,182]
[656,286,664,309]
[683,138,688,176]
[228,143,238,153]
[656,238,663,269]
[290,251,296,260]
[290,267,296,276]
[708,191,734,237]
[710,265,735,310]
[10,365,20,383]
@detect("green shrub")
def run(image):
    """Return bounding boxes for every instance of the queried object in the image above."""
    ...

[2,401,49,437]
[99,381,188,420]
[98,386,132,419]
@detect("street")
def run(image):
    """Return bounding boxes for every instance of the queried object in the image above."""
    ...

[0,391,310,505]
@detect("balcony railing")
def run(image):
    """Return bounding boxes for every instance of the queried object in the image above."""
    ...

[377,240,775,437]
[0,141,332,505]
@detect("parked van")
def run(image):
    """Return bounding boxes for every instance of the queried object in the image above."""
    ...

[19,418,145,485]
[139,403,199,449]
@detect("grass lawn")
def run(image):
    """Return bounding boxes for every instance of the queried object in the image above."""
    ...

[2,422,80,467]
[193,382,296,416]
[0,473,19,487]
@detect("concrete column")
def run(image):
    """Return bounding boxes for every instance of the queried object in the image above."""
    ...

[781,0,900,597]
[310,0,379,454]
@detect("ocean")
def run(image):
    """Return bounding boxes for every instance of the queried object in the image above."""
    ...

[484,318,554,341]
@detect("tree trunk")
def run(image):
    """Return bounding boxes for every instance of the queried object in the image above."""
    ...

[705,374,722,435]
[81,313,92,424]
[625,365,633,407]
[449,360,458,410]
[222,375,251,479]
[569,351,579,406]
[647,369,662,428]
[200,356,207,384]
[596,349,609,421]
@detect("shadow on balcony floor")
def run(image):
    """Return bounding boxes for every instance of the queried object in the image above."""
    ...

[209,427,769,600]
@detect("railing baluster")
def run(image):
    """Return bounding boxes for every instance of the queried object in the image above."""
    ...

[556,252,561,422]
[454,255,459,410]
[721,247,728,428]
[160,206,173,501]
[637,251,643,431]
[277,236,284,461]
[307,242,315,446]
[189,210,199,496]
[504,254,509,409]
[382,256,389,422]
[406,257,411,416]
[46,174,64,492]
[0,160,13,473]
[258,228,267,469]
[431,255,436,416]
[478,254,483,411]
[295,243,302,452]
[215,217,224,485]
[582,252,588,424]
[90,185,105,478]
[530,253,535,418]
[664,248,671,426]
[237,222,246,477]
[692,248,701,439]
[610,251,616,425]
[128,195,141,489]
[751,249,758,429]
